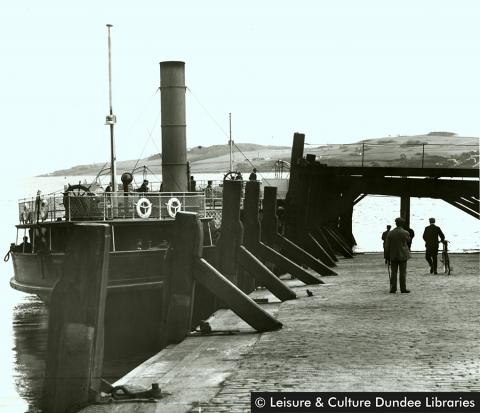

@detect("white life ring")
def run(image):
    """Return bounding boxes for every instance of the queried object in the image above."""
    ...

[166,197,182,218]
[136,197,152,219]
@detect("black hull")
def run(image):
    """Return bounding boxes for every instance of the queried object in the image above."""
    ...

[10,249,166,302]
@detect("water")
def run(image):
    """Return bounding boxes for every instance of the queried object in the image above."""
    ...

[0,174,478,412]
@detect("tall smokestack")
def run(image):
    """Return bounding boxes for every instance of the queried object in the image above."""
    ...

[160,61,188,192]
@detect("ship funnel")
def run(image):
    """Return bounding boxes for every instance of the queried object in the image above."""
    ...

[160,61,188,192]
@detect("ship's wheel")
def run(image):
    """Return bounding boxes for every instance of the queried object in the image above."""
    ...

[63,184,97,220]
[223,171,243,181]
[64,184,94,197]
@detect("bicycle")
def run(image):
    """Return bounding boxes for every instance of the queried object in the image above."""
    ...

[440,240,452,275]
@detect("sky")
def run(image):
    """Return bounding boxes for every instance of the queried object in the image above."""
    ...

[1,0,479,177]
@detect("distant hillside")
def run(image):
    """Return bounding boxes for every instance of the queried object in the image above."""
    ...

[40,143,290,176]
[39,132,479,176]
[307,132,479,169]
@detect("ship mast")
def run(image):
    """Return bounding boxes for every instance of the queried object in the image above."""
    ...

[229,112,233,172]
[105,24,117,192]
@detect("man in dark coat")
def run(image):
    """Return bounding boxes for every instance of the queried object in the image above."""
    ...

[403,224,415,250]
[423,217,445,274]
[381,225,391,263]
[385,217,411,293]
[137,179,149,193]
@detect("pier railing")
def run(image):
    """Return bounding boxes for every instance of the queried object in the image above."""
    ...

[308,142,479,168]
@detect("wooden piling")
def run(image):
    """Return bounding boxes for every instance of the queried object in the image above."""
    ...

[338,192,356,249]
[239,180,260,293]
[261,186,280,246]
[43,223,110,413]
[400,195,411,228]
[241,181,298,298]
[243,181,322,285]
[165,212,203,343]
[216,180,243,285]
[262,186,337,276]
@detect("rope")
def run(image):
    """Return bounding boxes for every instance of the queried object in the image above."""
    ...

[232,142,272,186]
[186,87,229,137]
[4,250,10,262]
[131,114,161,174]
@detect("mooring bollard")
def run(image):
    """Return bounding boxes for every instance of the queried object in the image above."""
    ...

[165,211,203,343]
[43,223,110,413]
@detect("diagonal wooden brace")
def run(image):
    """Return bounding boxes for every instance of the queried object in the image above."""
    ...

[311,228,338,262]
[308,232,337,267]
[238,246,296,301]
[256,242,323,285]
[276,234,337,276]
[322,227,354,258]
[195,258,283,332]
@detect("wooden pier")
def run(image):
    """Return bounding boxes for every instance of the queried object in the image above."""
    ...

[39,132,479,412]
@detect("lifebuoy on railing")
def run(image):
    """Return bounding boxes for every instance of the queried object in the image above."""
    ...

[166,197,182,218]
[136,197,152,219]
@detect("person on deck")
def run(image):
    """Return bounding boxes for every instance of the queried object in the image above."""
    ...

[35,190,42,222]
[190,176,196,192]
[205,180,213,206]
[137,180,149,193]
[249,168,257,181]
[381,225,391,264]
[18,236,32,253]
[423,217,445,274]
[385,217,411,294]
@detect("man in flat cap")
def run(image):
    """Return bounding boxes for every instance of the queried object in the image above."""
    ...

[422,217,445,274]
[385,217,411,293]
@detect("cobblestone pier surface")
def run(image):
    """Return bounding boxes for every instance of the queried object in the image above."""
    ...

[82,253,479,413]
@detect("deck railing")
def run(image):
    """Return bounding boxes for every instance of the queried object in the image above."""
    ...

[17,182,261,227]
[18,192,210,224]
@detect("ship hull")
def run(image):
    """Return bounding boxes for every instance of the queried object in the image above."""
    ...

[10,248,167,302]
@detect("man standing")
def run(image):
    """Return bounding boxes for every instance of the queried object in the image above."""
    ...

[137,179,149,193]
[423,217,445,274]
[402,223,415,251]
[385,217,411,293]
[381,225,391,264]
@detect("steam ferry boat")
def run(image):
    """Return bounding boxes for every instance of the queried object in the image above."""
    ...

[7,35,219,303]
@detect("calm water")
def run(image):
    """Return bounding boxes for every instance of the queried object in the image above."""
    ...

[0,174,478,412]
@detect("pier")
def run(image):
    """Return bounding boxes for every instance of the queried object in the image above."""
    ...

[10,59,479,412]
[39,154,478,411]
[77,252,479,412]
